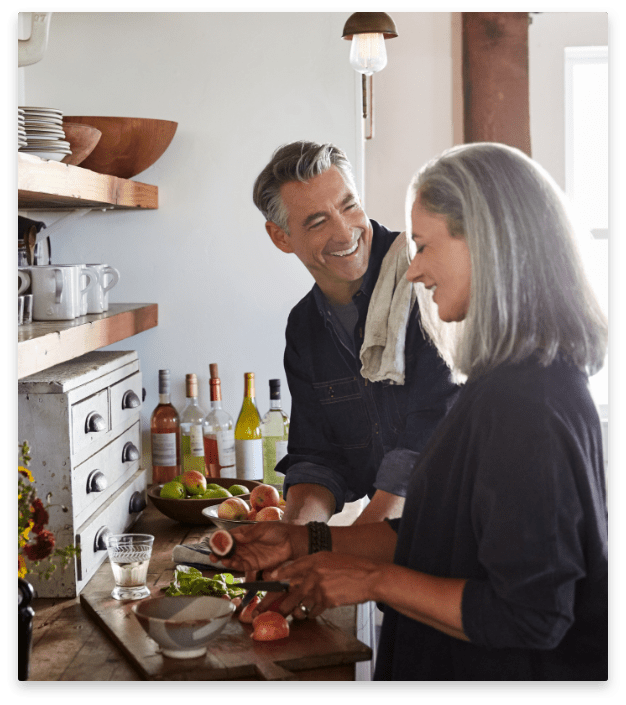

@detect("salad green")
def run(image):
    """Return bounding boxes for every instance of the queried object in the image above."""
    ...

[164,566,249,598]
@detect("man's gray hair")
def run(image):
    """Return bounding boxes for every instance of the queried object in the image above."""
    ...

[406,142,608,381]
[253,141,358,233]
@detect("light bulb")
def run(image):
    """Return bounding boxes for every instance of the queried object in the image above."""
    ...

[349,33,388,75]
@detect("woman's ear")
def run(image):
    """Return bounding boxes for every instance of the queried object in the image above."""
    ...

[265,221,294,254]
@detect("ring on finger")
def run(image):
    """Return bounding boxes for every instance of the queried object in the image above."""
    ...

[298,602,310,616]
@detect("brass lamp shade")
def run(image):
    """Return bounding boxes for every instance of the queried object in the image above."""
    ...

[341,12,398,40]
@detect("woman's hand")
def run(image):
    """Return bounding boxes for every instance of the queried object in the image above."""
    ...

[267,551,386,619]
[209,521,306,574]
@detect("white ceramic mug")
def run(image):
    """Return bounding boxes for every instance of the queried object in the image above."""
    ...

[18,268,31,295]
[30,265,96,321]
[84,264,120,314]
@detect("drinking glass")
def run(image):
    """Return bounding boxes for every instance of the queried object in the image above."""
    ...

[106,533,154,600]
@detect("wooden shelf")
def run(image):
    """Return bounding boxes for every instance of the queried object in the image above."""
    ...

[18,153,158,211]
[18,303,158,379]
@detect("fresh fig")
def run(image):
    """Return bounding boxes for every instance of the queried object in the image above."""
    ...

[208,529,236,558]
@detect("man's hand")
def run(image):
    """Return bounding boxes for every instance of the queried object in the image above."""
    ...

[282,483,336,525]
[353,489,405,524]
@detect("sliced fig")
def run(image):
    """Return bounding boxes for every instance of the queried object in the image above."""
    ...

[208,529,236,558]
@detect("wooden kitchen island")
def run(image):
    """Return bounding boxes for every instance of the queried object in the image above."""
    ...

[28,498,373,681]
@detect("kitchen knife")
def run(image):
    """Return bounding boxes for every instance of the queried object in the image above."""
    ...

[239,579,290,609]
[238,580,290,592]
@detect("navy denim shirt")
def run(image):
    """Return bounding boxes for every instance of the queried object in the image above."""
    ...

[277,220,459,514]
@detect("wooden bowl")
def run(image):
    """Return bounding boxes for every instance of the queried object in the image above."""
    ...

[61,123,102,166]
[63,116,178,179]
[147,477,261,525]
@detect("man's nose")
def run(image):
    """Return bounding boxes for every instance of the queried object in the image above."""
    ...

[333,218,355,244]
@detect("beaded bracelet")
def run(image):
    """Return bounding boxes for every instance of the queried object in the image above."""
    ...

[307,521,332,554]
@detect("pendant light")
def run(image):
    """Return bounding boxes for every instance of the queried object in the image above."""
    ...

[342,12,398,139]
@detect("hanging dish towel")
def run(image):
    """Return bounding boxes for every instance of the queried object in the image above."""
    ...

[360,233,415,385]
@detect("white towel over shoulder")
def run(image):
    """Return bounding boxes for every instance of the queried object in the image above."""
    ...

[360,233,415,385]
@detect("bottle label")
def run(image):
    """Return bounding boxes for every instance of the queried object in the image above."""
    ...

[189,424,204,456]
[152,432,178,466]
[235,438,263,480]
[275,440,288,464]
[217,430,236,467]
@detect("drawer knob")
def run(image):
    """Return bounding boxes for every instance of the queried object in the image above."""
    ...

[129,491,147,514]
[122,442,140,462]
[85,412,106,433]
[94,526,112,552]
[87,470,108,494]
[122,390,141,409]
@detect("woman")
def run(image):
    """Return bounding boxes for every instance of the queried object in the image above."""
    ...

[215,143,608,680]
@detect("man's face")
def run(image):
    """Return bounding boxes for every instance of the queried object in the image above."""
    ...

[267,166,373,303]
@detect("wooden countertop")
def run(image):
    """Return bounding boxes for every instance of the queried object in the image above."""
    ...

[29,499,372,681]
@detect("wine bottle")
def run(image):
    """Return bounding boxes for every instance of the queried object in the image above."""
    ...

[202,363,236,479]
[261,379,290,488]
[150,369,181,483]
[234,372,263,481]
[180,373,207,476]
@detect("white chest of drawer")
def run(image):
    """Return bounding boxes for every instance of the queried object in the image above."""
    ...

[18,350,148,598]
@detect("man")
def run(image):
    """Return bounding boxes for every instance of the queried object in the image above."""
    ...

[253,141,458,525]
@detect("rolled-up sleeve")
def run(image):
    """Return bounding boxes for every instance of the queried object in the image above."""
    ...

[281,461,349,513]
[374,448,419,496]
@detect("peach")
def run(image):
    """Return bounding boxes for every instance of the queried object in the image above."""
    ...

[250,484,280,510]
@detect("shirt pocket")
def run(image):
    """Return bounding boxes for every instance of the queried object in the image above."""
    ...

[312,377,371,449]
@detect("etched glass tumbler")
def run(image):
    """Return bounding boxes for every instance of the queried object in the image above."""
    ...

[106,533,154,600]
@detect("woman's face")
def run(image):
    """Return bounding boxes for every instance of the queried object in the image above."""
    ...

[406,196,472,322]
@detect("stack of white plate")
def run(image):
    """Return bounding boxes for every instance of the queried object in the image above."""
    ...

[18,108,27,149]
[18,106,72,161]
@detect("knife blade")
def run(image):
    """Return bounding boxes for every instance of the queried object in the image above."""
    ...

[239,580,290,609]
[238,580,290,593]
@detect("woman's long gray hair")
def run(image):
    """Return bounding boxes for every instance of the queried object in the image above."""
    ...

[406,142,607,381]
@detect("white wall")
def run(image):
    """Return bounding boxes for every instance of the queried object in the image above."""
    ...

[19,12,360,479]
[363,12,458,233]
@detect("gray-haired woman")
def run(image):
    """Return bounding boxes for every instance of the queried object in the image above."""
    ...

[213,143,608,681]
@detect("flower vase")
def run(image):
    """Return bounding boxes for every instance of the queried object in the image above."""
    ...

[18,578,35,681]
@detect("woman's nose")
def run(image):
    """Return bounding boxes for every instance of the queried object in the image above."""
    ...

[406,255,422,283]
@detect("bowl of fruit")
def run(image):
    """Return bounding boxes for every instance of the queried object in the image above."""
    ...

[202,483,286,531]
[147,471,262,525]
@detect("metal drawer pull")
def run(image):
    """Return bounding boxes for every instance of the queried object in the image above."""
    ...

[142,387,147,402]
[85,411,106,433]
[87,470,108,494]
[94,526,111,552]
[122,442,140,462]
[122,390,141,409]
[129,491,147,514]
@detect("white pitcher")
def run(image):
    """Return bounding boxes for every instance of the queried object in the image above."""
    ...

[84,264,120,314]
[30,265,95,321]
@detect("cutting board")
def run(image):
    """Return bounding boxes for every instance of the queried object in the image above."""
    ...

[80,571,372,681]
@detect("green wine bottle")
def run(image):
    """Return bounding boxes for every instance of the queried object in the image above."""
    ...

[234,372,263,481]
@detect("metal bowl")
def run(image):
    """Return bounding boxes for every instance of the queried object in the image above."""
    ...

[202,505,258,531]
[147,478,260,525]
[132,595,235,659]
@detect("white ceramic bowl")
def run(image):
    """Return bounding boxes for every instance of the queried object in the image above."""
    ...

[132,595,235,659]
